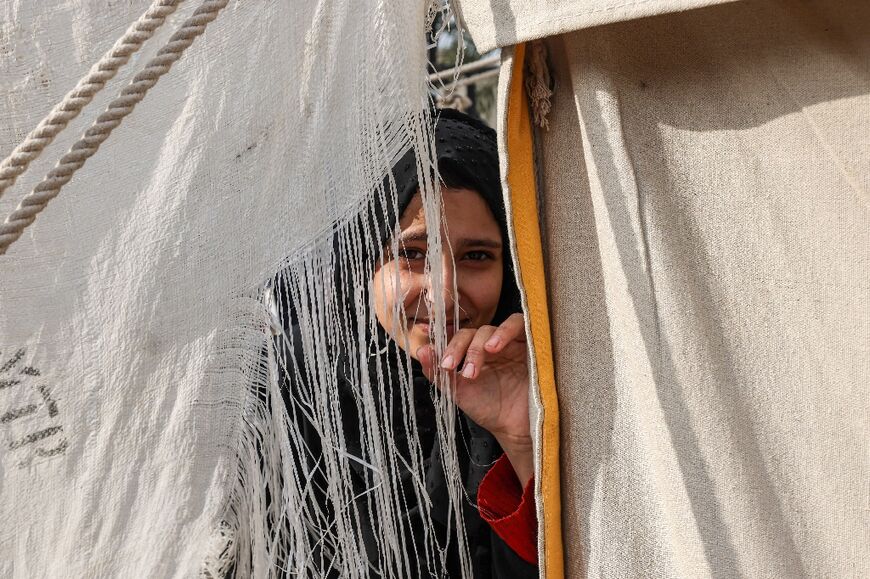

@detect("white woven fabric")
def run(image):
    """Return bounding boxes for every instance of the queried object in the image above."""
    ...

[0,1,461,576]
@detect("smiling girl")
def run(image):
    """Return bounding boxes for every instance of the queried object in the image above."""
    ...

[372,182,534,492]
[276,109,538,578]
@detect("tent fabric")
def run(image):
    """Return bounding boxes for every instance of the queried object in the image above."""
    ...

[0,1,464,576]
[479,0,869,576]
[457,0,739,53]
[497,42,564,579]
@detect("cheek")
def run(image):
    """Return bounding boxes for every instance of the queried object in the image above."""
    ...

[400,272,426,309]
[463,268,503,319]
[371,267,395,326]
[372,266,424,321]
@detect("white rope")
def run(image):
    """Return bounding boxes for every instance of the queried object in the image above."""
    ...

[0,0,183,199]
[0,0,229,256]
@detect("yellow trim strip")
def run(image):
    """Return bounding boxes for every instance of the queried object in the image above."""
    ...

[506,43,564,578]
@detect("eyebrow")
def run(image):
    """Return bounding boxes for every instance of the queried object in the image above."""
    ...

[398,230,502,249]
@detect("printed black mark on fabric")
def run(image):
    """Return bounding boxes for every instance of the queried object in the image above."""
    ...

[0,348,68,467]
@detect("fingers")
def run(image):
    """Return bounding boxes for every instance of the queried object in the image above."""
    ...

[438,328,480,373]
[425,314,527,382]
[457,325,497,380]
[483,313,526,354]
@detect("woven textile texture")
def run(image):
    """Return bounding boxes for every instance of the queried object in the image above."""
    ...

[456,0,740,53]
[0,1,477,577]
[481,0,869,576]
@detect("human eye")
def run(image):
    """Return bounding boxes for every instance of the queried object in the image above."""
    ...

[463,250,494,261]
[398,248,426,261]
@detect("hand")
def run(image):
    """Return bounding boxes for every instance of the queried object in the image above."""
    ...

[417,313,533,487]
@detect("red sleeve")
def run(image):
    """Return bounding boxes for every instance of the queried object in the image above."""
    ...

[477,453,538,564]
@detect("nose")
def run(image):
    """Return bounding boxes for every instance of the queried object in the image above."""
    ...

[424,253,456,313]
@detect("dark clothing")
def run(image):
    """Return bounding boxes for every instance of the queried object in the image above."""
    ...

[279,325,537,578]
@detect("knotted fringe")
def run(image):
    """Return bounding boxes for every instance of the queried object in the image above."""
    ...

[524,41,553,131]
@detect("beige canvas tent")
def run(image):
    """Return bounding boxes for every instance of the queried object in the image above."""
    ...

[457,0,869,576]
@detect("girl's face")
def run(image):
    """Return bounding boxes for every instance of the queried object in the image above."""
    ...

[372,188,504,360]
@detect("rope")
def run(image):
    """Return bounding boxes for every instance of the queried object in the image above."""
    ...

[0,0,229,256]
[0,0,183,199]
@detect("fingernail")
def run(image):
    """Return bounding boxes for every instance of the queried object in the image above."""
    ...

[485,336,501,349]
[440,354,455,369]
[461,362,475,379]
